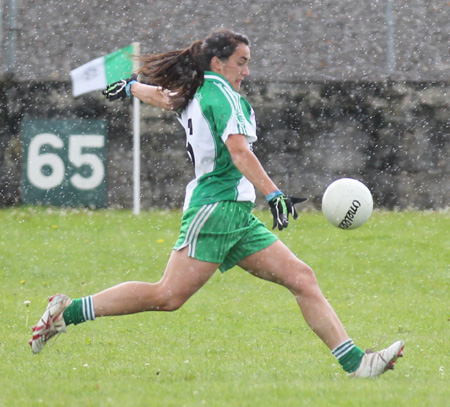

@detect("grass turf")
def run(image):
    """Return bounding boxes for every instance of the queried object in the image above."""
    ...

[0,207,449,406]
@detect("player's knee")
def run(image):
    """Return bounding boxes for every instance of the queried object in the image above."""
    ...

[290,263,319,295]
[303,265,319,290]
[157,296,186,312]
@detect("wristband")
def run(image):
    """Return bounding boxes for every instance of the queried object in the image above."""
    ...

[266,190,283,202]
[125,80,137,97]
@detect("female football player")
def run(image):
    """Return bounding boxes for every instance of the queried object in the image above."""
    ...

[30,29,403,377]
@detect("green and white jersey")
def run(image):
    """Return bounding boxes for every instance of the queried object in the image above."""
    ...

[178,71,257,211]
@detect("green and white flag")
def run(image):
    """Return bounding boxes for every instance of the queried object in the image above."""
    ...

[70,45,133,97]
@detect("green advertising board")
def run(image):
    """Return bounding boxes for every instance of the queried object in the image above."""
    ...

[21,119,107,208]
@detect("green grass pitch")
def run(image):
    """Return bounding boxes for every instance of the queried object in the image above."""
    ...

[0,207,449,406]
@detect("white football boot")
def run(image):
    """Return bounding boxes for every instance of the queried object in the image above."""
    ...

[349,340,404,378]
[29,294,72,354]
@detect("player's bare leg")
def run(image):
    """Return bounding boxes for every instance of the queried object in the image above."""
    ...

[93,247,219,316]
[238,240,348,350]
[30,248,218,353]
[238,240,404,376]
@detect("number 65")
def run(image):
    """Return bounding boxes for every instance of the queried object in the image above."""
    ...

[27,134,105,190]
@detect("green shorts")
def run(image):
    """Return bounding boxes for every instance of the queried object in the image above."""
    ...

[174,201,278,272]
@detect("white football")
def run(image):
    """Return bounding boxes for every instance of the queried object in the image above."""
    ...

[321,178,373,229]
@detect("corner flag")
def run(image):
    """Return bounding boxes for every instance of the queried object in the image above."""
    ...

[70,43,142,215]
[70,45,133,97]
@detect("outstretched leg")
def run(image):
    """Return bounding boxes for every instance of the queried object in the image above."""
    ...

[238,240,349,350]
[93,247,219,316]
[238,240,404,376]
[30,247,219,353]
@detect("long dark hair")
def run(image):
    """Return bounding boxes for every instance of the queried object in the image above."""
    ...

[137,29,249,111]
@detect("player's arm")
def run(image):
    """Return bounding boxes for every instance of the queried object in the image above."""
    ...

[129,82,173,111]
[102,77,173,110]
[225,133,306,230]
[225,133,278,196]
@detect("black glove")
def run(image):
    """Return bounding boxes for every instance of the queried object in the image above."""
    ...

[268,193,307,231]
[102,74,137,101]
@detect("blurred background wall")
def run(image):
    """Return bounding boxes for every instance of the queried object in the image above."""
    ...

[0,0,448,209]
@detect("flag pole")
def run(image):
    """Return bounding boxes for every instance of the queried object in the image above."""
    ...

[132,42,141,215]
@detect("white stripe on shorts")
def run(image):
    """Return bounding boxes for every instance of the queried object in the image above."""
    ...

[184,203,218,257]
